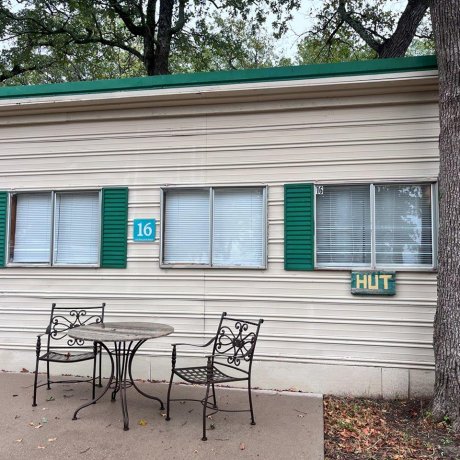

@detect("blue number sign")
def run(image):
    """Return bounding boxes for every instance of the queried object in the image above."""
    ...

[133,219,156,241]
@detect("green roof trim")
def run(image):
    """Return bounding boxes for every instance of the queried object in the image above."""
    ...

[0,55,437,101]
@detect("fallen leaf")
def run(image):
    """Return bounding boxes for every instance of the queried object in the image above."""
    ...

[34,424,43,429]
[41,417,48,424]
[160,413,166,417]
[138,419,148,427]
[29,422,35,426]
[20,368,29,373]
[48,438,57,443]
[46,396,55,402]
[15,439,22,443]
[12,394,18,397]
[239,442,246,450]
[14,415,20,419]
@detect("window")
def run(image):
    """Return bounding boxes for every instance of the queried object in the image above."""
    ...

[8,191,101,266]
[316,183,435,269]
[162,187,266,268]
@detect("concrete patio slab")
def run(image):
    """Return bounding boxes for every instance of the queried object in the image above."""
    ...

[0,372,324,460]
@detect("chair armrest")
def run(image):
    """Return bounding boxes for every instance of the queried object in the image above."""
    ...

[171,337,215,348]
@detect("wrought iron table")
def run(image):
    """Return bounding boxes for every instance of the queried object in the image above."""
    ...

[68,321,174,430]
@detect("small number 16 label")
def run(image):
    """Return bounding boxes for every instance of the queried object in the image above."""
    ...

[133,219,156,241]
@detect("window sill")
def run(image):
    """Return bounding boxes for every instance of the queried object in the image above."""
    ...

[6,264,101,268]
[314,266,437,273]
[160,264,267,270]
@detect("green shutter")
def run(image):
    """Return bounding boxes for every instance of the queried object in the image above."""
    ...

[101,188,128,268]
[0,192,6,268]
[284,183,315,271]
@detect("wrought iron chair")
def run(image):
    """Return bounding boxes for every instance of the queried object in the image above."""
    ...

[166,312,264,441]
[32,303,106,407]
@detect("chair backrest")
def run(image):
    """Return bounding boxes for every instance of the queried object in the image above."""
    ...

[211,312,263,373]
[46,303,105,351]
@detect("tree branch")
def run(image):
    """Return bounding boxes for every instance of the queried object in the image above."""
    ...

[337,0,381,52]
[0,62,47,83]
[379,0,430,57]
[107,0,145,36]
[171,0,187,34]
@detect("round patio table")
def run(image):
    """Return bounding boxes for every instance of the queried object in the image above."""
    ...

[68,321,174,430]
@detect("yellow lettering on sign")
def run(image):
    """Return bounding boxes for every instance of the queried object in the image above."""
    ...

[367,274,379,290]
[356,274,367,289]
[380,274,392,290]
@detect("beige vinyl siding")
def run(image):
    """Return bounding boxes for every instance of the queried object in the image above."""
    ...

[0,71,439,394]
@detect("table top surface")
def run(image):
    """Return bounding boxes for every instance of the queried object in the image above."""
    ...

[67,321,174,342]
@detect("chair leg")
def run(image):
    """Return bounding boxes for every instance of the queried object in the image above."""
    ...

[98,344,103,387]
[248,378,256,425]
[165,372,174,421]
[46,361,51,390]
[32,356,40,407]
[202,383,211,441]
[211,383,217,409]
[92,348,97,401]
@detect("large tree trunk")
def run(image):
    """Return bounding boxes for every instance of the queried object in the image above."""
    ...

[152,0,175,75]
[431,0,460,430]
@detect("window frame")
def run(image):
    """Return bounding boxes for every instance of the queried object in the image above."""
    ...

[6,189,102,268]
[160,185,268,269]
[314,181,438,271]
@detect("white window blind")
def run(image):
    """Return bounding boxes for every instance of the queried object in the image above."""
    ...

[212,188,265,267]
[12,193,52,263]
[163,189,210,264]
[53,192,100,265]
[375,184,432,266]
[316,185,371,266]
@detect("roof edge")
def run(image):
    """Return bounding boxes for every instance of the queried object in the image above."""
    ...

[0,55,437,101]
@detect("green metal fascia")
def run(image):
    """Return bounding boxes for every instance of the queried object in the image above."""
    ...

[0,55,437,101]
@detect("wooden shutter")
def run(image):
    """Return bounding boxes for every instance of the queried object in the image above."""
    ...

[100,188,128,268]
[0,192,6,267]
[284,183,315,271]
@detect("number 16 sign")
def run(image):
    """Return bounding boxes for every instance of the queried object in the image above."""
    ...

[133,219,156,242]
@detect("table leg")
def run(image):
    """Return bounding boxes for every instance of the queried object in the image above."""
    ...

[72,341,114,421]
[119,341,133,430]
[128,339,165,410]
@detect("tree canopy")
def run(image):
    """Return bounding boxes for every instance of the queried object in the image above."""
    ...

[0,0,298,84]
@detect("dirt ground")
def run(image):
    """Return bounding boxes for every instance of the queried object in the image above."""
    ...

[324,396,460,460]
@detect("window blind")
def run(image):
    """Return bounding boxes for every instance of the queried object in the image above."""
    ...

[13,193,52,263]
[212,188,265,267]
[316,185,371,266]
[375,184,432,266]
[163,189,210,264]
[53,192,100,265]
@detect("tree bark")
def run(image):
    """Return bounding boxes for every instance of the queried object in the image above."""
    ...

[151,0,175,75]
[378,0,430,57]
[337,0,429,58]
[431,0,460,430]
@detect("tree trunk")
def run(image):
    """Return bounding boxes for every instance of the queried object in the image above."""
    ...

[431,0,460,430]
[152,0,175,75]
[378,0,429,58]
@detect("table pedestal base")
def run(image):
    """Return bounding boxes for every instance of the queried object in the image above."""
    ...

[72,339,164,431]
